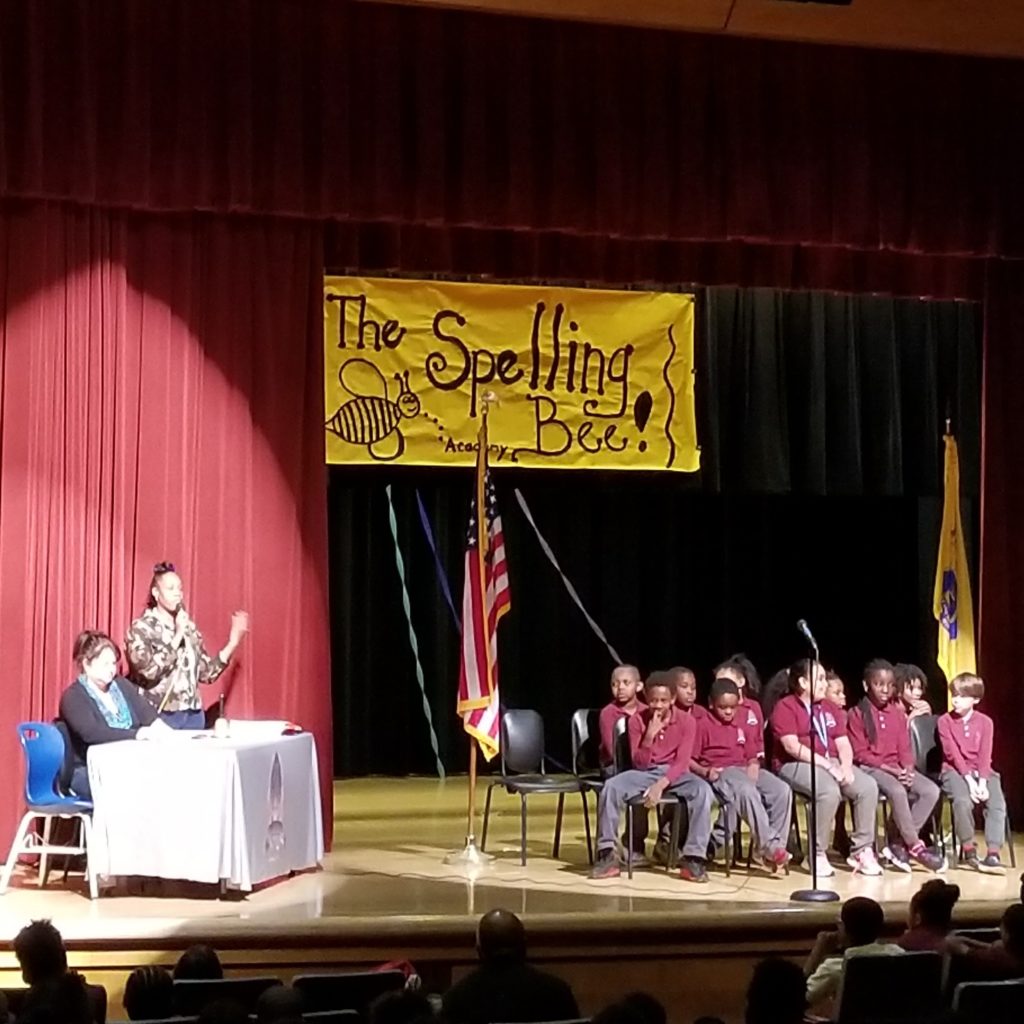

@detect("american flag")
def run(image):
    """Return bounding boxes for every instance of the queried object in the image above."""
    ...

[456,440,510,761]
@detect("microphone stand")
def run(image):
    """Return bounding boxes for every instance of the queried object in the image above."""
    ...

[791,634,840,904]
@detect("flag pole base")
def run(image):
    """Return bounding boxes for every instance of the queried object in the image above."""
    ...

[444,836,494,869]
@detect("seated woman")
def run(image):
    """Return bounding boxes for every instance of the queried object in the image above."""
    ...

[59,630,169,799]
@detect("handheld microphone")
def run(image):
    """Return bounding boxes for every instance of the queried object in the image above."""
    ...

[796,618,819,650]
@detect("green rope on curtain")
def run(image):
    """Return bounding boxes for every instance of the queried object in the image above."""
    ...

[384,484,446,779]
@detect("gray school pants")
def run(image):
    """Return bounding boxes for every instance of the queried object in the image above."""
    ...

[860,767,939,849]
[598,766,713,860]
[710,766,792,853]
[940,770,1007,851]
[778,760,879,855]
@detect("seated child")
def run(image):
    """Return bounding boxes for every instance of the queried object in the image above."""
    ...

[893,663,933,721]
[825,671,847,711]
[804,897,904,1016]
[669,665,705,720]
[691,678,790,870]
[599,664,644,775]
[896,879,960,951]
[590,674,713,883]
[937,672,1008,873]
[847,659,943,872]
[771,660,882,878]
[715,655,793,859]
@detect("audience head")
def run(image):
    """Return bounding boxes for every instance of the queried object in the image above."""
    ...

[950,672,985,713]
[908,879,960,932]
[714,654,762,698]
[255,984,304,1024]
[840,896,885,947]
[668,667,697,710]
[709,678,740,723]
[477,908,526,964]
[824,670,847,708]
[124,965,174,1022]
[198,999,250,1024]
[619,992,666,1024]
[591,1002,650,1024]
[13,920,67,985]
[745,958,805,1024]
[367,990,434,1024]
[610,665,642,706]
[1001,902,1024,956]
[787,659,826,701]
[894,663,928,706]
[175,944,223,980]
[71,630,119,685]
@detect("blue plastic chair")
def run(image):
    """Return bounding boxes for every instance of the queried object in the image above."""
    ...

[0,722,96,898]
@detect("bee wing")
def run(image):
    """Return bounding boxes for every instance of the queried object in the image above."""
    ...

[339,357,388,399]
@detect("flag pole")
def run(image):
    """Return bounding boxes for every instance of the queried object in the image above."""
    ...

[445,394,497,871]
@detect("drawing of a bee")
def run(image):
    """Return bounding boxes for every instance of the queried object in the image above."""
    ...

[325,358,421,461]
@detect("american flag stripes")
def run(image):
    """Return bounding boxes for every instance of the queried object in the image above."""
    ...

[456,438,510,761]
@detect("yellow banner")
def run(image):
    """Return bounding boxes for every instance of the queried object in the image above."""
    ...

[324,277,698,471]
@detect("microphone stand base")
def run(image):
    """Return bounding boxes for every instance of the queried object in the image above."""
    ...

[790,887,841,903]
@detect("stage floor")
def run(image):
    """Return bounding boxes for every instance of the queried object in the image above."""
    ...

[0,777,1020,944]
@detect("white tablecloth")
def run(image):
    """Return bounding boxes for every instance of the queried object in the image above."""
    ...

[87,728,324,890]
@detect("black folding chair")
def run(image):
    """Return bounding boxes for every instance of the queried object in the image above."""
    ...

[480,709,592,866]
[173,978,281,1016]
[570,708,605,862]
[953,978,1024,1022]
[291,971,405,1013]
[836,951,943,1024]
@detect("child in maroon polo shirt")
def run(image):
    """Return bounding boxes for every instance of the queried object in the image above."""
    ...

[670,666,705,720]
[716,654,793,858]
[770,659,882,878]
[848,659,943,872]
[590,675,713,883]
[598,664,644,774]
[692,678,790,870]
[937,672,1008,874]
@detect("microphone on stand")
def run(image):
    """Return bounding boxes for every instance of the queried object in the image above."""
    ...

[796,619,819,654]
[790,617,839,904]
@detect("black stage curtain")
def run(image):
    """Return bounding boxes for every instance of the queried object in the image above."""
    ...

[330,288,980,776]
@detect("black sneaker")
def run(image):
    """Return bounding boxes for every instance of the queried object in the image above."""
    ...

[679,857,708,883]
[884,844,913,873]
[980,853,1006,875]
[962,848,981,871]
[590,853,621,880]
[911,847,946,873]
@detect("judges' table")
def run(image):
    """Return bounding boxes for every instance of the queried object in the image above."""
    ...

[87,725,323,891]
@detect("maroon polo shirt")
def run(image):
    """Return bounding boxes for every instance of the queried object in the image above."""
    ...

[938,709,995,778]
[848,701,913,770]
[770,694,847,771]
[693,712,758,770]
[628,705,696,784]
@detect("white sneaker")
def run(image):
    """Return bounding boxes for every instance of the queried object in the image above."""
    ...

[814,853,836,877]
[848,847,884,876]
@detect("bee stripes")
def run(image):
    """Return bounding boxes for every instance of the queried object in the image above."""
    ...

[328,397,400,445]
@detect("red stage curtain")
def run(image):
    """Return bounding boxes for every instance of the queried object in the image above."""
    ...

[2,1,1024,257]
[978,259,1024,811]
[0,200,331,847]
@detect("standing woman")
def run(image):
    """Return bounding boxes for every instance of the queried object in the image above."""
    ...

[125,561,249,729]
[59,631,169,799]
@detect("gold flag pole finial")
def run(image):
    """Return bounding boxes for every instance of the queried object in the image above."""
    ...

[945,417,952,436]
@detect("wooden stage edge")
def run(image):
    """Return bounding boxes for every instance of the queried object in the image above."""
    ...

[0,777,1020,1022]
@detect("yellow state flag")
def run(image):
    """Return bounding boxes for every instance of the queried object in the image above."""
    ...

[933,433,976,695]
